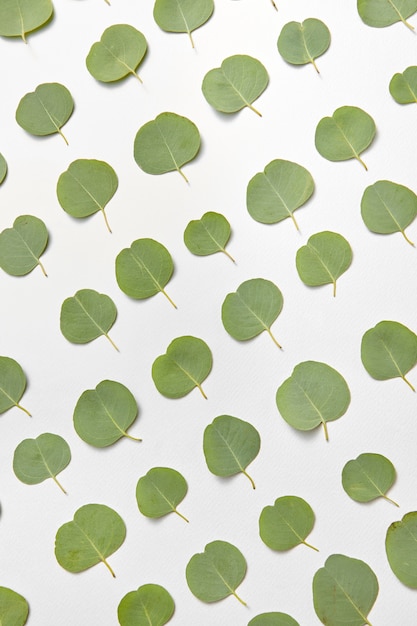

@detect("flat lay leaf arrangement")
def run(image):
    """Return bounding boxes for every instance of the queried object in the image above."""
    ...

[86,25,147,84]
[277,18,331,73]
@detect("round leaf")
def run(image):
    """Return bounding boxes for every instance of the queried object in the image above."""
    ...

[86,24,147,83]
[277,18,331,72]
[390,66,417,104]
[136,467,188,522]
[0,586,29,626]
[13,433,71,493]
[386,511,417,587]
[60,288,118,350]
[0,215,48,277]
[342,452,398,506]
[184,211,234,262]
[153,0,214,47]
[118,584,175,626]
[73,380,140,447]
[248,614,299,626]
[0,152,7,184]
[0,0,52,42]
[186,540,247,605]
[16,83,74,144]
[357,0,417,29]
[276,360,351,441]
[0,356,30,416]
[259,495,318,552]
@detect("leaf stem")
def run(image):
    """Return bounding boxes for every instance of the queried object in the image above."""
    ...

[102,557,116,577]
[101,209,112,234]
[122,431,142,442]
[266,327,282,350]
[196,383,207,399]
[58,128,69,146]
[247,103,262,117]
[21,32,27,44]
[161,288,177,309]
[270,0,278,9]
[16,403,31,417]
[174,508,189,523]
[242,470,256,490]
[52,475,67,494]
[382,494,400,507]
[400,16,414,30]
[333,280,336,298]
[302,539,319,552]
[401,374,415,391]
[187,30,195,48]
[322,420,329,441]
[232,590,247,606]
[355,154,368,170]
[38,260,48,277]
[132,71,143,84]
[310,58,320,74]
[177,167,189,183]
[221,248,236,263]
[104,333,119,352]
[103,0,111,5]
[290,211,300,231]
[400,229,415,246]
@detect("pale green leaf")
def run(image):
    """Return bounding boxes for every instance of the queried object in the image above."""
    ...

[118,584,175,626]
[259,495,318,552]
[13,433,71,494]
[202,55,269,116]
[184,212,234,262]
[0,152,7,184]
[55,503,126,577]
[136,467,188,522]
[357,0,417,29]
[277,18,331,72]
[390,66,417,103]
[386,511,417,587]
[0,356,30,416]
[342,453,398,506]
[86,24,147,83]
[0,586,29,626]
[0,0,52,42]
[248,613,300,626]
[15,83,74,144]
[153,0,214,47]
[0,215,48,277]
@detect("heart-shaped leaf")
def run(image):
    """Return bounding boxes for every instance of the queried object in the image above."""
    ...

[0,586,29,626]
[16,83,74,145]
[153,0,214,47]
[386,511,417,587]
[118,584,175,626]
[0,356,30,417]
[259,495,318,552]
[60,288,118,350]
[136,467,188,522]
[0,215,48,277]
[248,613,300,626]
[184,212,234,262]
[357,0,417,29]
[13,433,71,494]
[390,66,417,104]
[342,452,398,506]
[86,24,147,83]
[0,152,7,184]
[277,18,331,73]
[0,0,53,42]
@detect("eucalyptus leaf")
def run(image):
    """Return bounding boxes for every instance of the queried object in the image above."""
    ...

[246,159,314,229]
[115,238,176,308]
[86,24,147,83]
[16,83,74,145]
[360,180,417,246]
[186,540,247,605]
[277,18,330,73]
[390,66,417,104]
[202,55,269,116]
[248,613,299,626]
[0,152,7,184]
[203,415,260,489]
[13,433,70,494]
[73,380,140,447]
[136,467,188,522]
[152,336,212,399]
[361,320,417,391]
[342,453,398,506]
[60,288,118,351]
[55,503,126,577]
[184,212,234,262]
[0,356,30,417]
[0,586,29,626]
[386,511,417,587]
[221,278,283,348]
[295,231,352,296]
[315,106,376,170]
[259,495,318,552]
[357,0,417,29]
[313,554,378,626]
[134,112,200,182]
[153,0,214,47]
[0,215,48,277]
[0,0,53,42]
[118,584,175,626]
[57,159,118,233]
[276,360,350,441]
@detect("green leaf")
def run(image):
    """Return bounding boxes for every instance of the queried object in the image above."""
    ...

[153,0,214,47]
[13,433,71,494]
[15,83,74,145]
[0,356,30,417]
[386,511,417,587]
[186,540,247,605]
[118,584,175,626]
[357,0,417,29]
[0,215,48,277]
[133,112,200,183]
[0,0,52,42]
[184,212,234,262]
[0,586,29,626]
[313,554,379,626]
[390,66,417,103]
[277,18,331,73]
[73,380,140,447]
[360,180,417,246]
[136,467,189,522]
[86,24,147,84]
[0,152,7,184]
[246,159,314,229]
[295,231,352,297]
[221,278,283,349]
[361,320,417,391]
[259,495,318,552]
[342,453,398,506]
[56,159,118,233]
[315,105,376,170]
[203,415,260,489]
[60,288,118,351]
[248,613,299,626]
[115,238,176,308]
[152,335,212,399]
[202,55,269,116]
[276,360,350,441]
[55,503,126,577]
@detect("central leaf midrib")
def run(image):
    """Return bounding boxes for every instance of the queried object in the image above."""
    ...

[264,174,293,218]
[373,187,405,233]
[169,356,200,389]
[74,295,107,335]
[148,477,177,511]
[222,66,256,110]
[210,561,238,596]
[307,242,336,282]
[387,0,408,23]
[377,336,406,378]
[35,440,58,481]
[213,426,245,473]
[201,222,224,251]
[356,459,387,497]
[175,0,191,34]
[35,92,62,134]
[293,378,326,428]
[237,293,269,332]
[327,570,371,623]
[156,122,181,172]
[73,521,109,564]
[96,393,128,437]
[101,40,135,74]
[276,509,305,543]
[333,118,362,160]
[130,251,164,293]
[13,228,41,264]
[68,171,104,211]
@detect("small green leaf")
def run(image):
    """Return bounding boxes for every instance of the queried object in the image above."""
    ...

[390,66,417,103]
[153,0,214,47]
[246,159,314,229]
[13,433,71,494]
[295,231,352,296]
[203,415,260,489]
[360,180,417,246]
[342,453,398,506]
[315,105,376,170]
[136,467,188,522]
[0,152,7,184]
[276,361,350,441]
[57,159,118,233]
[118,584,175,626]
[152,335,212,399]
[16,83,74,144]
[361,320,417,391]
[115,238,176,308]
[313,554,379,626]
[221,278,283,348]
[133,112,200,183]
[184,212,234,262]
[357,0,417,29]
[186,540,247,605]
[0,215,48,277]
[259,495,318,552]
[0,586,29,626]
[60,288,118,351]
[386,511,417,587]
[248,613,300,626]
[55,503,126,577]
[86,24,147,83]
[277,18,331,73]
[202,55,269,116]
[0,356,31,417]
[0,0,53,42]
[73,380,140,447]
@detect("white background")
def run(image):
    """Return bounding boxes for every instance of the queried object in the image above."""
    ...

[1,0,417,624]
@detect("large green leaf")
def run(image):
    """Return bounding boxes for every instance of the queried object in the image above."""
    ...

[60,288,118,350]
[153,0,214,47]
[184,212,234,262]
[136,467,188,522]
[248,614,299,626]
[342,453,398,506]
[386,511,417,587]
[13,433,71,493]
[277,19,331,73]
[0,586,29,626]
[86,24,147,83]
[0,0,53,42]
[118,584,175,626]
[16,83,74,144]
[259,495,318,552]
[0,215,48,277]
[0,356,30,416]
[0,152,7,184]
[390,66,417,104]
[357,0,417,29]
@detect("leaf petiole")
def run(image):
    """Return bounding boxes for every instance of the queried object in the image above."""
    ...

[221,248,236,263]
[400,229,415,246]
[16,403,31,417]
[302,539,319,552]
[58,128,69,146]
[242,470,256,490]
[247,102,262,117]
[161,288,177,309]
[232,590,247,606]
[382,494,400,507]
[196,383,207,399]
[401,374,415,391]
[174,508,189,523]
[266,327,282,350]
[101,209,112,234]
[104,333,119,352]
[52,475,67,494]
[102,557,116,577]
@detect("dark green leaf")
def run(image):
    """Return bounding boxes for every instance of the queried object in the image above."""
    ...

[16,83,74,144]
[0,0,53,42]
[248,613,299,626]
[0,586,29,626]
[13,433,71,493]
[60,288,118,350]
[390,66,417,104]
[342,453,398,506]
[0,215,48,276]
[277,18,331,72]
[386,511,417,587]
[0,356,30,416]
[259,495,318,552]
[184,212,234,262]
[153,0,214,47]
[357,0,417,29]
[86,24,147,83]
[118,584,175,626]
[136,467,188,522]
